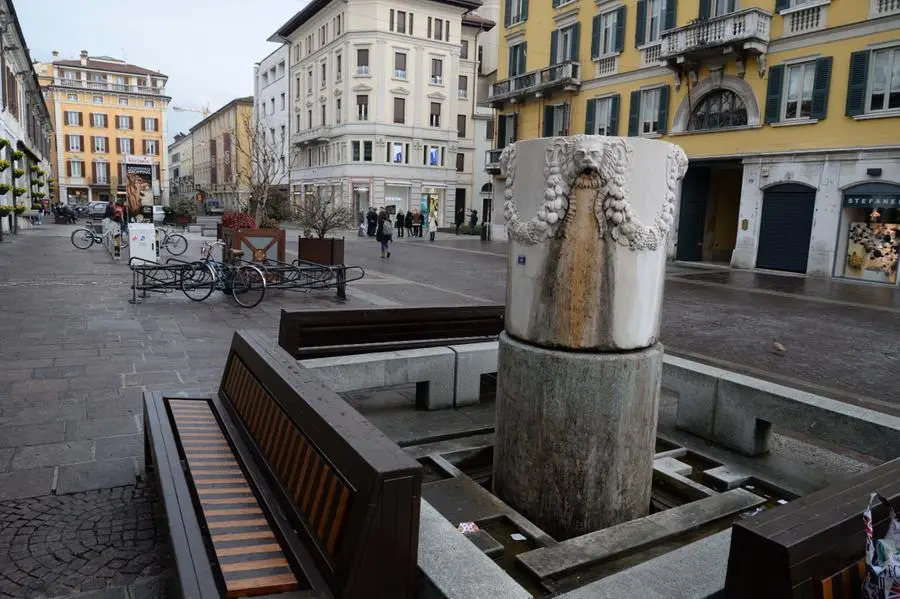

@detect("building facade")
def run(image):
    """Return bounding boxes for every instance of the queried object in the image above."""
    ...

[37,51,169,206]
[270,0,494,227]
[189,97,254,211]
[168,132,193,204]
[487,0,900,284]
[253,45,291,199]
[0,0,53,231]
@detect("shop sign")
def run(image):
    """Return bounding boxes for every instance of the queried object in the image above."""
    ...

[843,195,900,208]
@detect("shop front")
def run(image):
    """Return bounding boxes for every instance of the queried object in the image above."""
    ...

[834,183,900,285]
[385,184,410,214]
[420,186,445,228]
[352,182,371,216]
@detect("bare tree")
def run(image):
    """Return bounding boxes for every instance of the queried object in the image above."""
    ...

[292,187,354,239]
[234,113,287,224]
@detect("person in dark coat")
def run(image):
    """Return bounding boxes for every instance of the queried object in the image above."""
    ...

[365,207,378,237]
[404,211,413,237]
[469,209,478,234]
[395,210,405,238]
[455,208,465,235]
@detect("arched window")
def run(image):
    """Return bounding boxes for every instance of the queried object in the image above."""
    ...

[689,90,748,131]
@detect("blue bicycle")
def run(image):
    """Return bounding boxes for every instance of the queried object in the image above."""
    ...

[180,241,266,308]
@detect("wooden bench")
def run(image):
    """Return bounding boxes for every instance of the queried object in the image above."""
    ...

[144,329,423,598]
[277,305,505,360]
[724,457,900,599]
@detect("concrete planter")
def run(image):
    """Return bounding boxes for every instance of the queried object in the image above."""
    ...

[223,227,285,264]
[297,237,345,266]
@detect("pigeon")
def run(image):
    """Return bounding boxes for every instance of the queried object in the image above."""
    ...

[772,340,786,356]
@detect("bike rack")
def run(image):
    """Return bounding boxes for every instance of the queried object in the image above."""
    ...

[128,256,195,304]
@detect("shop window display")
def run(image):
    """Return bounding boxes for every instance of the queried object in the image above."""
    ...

[841,190,900,284]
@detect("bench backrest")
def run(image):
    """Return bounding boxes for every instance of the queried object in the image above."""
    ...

[219,330,422,599]
[278,305,505,359]
[724,457,900,598]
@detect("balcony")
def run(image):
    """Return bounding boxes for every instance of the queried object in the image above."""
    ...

[54,79,165,96]
[485,149,503,174]
[660,8,771,68]
[291,126,330,146]
[487,62,581,105]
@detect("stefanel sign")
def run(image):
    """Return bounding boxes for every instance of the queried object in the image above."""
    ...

[844,195,900,208]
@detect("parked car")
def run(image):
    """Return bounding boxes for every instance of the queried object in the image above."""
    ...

[152,206,165,224]
[89,201,107,219]
[204,199,223,215]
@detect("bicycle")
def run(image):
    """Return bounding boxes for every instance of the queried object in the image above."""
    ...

[180,241,266,308]
[70,225,130,250]
[155,226,188,256]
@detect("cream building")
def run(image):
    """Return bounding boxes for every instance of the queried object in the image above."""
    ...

[270,0,495,226]
[167,132,193,204]
[189,97,254,211]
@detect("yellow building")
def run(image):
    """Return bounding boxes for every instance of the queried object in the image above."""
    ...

[487,1,900,284]
[188,97,254,211]
[37,51,169,206]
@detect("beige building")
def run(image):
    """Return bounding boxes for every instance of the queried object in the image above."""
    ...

[189,97,254,211]
[168,132,193,204]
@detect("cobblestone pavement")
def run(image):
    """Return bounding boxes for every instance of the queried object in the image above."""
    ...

[1,223,900,597]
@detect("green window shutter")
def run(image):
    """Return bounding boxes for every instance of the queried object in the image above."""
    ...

[628,90,641,136]
[521,0,528,22]
[550,31,559,65]
[543,105,554,137]
[571,23,580,62]
[511,113,517,141]
[508,49,516,76]
[504,0,511,27]
[846,51,869,116]
[585,99,596,134]
[609,94,620,136]
[635,0,647,47]
[775,0,789,11]
[657,85,670,134]
[699,0,711,20]
[591,15,601,59]
[810,56,833,120]
[615,7,626,53]
[664,0,676,31]
[498,116,507,148]
[764,64,784,124]
[552,0,560,8]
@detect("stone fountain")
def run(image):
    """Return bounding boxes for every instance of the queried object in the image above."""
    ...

[492,135,689,539]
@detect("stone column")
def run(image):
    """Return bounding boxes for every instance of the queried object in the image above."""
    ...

[492,136,688,540]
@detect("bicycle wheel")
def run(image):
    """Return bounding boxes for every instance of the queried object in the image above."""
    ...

[164,234,188,256]
[180,263,216,301]
[70,229,95,250]
[231,265,266,308]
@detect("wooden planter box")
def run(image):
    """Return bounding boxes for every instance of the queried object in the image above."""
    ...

[297,237,345,266]
[223,227,286,264]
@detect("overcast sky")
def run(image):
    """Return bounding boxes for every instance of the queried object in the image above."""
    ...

[16,0,308,144]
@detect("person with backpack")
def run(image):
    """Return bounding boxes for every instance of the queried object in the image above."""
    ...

[379,213,394,258]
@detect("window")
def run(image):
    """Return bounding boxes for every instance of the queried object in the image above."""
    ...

[145,139,158,155]
[486,119,494,140]
[391,10,408,33]
[641,88,661,133]
[711,0,737,16]
[647,0,665,44]
[506,0,527,26]
[430,102,441,127]
[457,114,466,137]
[425,146,442,166]
[461,40,469,59]
[271,97,276,113]
[630,87,668,134]
[336,98,342,124]
[586,96,620,135]
[91,113,106,128]
[497,113,517,147]
[94,161,108,184]
[782,62,816,120]
[321,104,326,125]
[591,8,623,58]
[67,93,78,101]
[119,97,129,106]
[295,76,301,98]
[93,95,103,104]
[690,90,747,130]
[117,115,132,129]
[280,93,286,110]
[144,99,154,108]
[431,58,443,84]
[280,125,286,141]
[308,110,313,128]
[321,62,327,87]
[551,24,579,64]
[143,117,158,131]
[363,141,372,161]
[357,95,369,120]
[357,48,370,75]
[394,97,406,123]
[542,103,569,136]
[93,136,107,153]
[456,153,465,172]
[870,47,900,112]
[394,52,407,79]
[336,54,342,80]
[307,70,313,94]
[508,43,527,77]
[65,111,81,126]
[435,18,444,40]
[119,137,133,154]
[352,140,360,161]
[458,75,468,99]
[69,160,84,177]
[67,134,82,151]
[390,142,406,163]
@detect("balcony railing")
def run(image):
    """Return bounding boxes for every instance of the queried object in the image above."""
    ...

[54,79,165,95]
[872,0,900,16]
[488,61,581,105]
[485,149,503,174]
[660,8,771,61]
[291,126,330,146]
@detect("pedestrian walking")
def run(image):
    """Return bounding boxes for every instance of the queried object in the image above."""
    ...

[396,209,405,238]
[378,213,394,258]
[428,214,438,242]
[469,209,478,235]
[404,211,413,237]
[455,208,465,235]
[366,207,378,237]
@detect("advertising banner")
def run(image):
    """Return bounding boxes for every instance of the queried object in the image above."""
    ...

[124,156,154,217]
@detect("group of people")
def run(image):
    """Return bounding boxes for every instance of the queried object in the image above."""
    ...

[454,208,480,235]
[361,206,439,259]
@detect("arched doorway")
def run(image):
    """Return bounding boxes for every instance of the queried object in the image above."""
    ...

[756,183,817,273]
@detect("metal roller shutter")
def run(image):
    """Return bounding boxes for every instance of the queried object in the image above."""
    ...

[756,184,816,273]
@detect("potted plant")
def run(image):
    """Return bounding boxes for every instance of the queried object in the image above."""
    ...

[0,139,9,150]
[12,168,24,180]
[13,205,25,215]
[0,160,10,173]
[0,184,10,195]
[12,187,26,197]
[291,189,353,265]
[0,205,10,216]
[10,150,23,161]
[221,211,286,264]
[173,199,194,227]
[29,164,37,172]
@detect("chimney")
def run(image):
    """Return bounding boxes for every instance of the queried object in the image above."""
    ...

[51,50,59,58]
[80,50,88,66]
